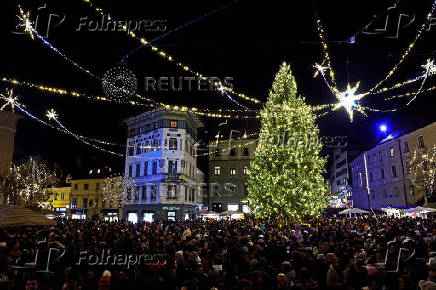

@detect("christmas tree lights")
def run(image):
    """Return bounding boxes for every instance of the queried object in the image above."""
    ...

[247,63,329,222]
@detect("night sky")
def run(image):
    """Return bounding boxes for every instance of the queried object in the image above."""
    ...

[1,0,435,176]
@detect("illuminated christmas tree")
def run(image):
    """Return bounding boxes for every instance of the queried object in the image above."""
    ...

[248,63,329,222]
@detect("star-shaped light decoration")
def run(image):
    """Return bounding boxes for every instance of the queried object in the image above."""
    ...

[17,6,35,40]
[333,82,366,122]
[0,88,22,113]
[313,63,328,78]
[217,84,228,95]
[422,59,436,76]
[46,109,58,120]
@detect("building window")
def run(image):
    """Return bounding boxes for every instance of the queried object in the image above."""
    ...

[244,183,248,196]
[152,139,158,151]
[128,165,133,177]
[230,148,236,156]
[136,164,140,177]
[72,198,77,208]
[141,186,147,200]
[83,198,88,208]
[369,172,373,182]
[243,166,249,175]
[170,120,177,128]
[380,168,385,179]
[372,154,376,163]
[391,166,397,177]
[150,185,157,200]
[243,147,249,156]
[378,151,382,161]
[134,186,140,200]
[214,166,221,176]
[169,138,177,150]
[212,203,223,213]
[359,173,363,186]
[145,124,150,132]
[403,142,409,153]
[167,185,176,199]
[213,184,221,197]
[383,189,387,198]
[153,122,159,130]
[95,198,99,208]
[214,148,221,157]
[394,187,400,197]
[61,193,65,200]
[84,184,89,190]
[143,161,148,176]
[128,145,134,156]
[405,162,410,174]
[389,147,394,157]
[168,160,177,174]
[136,145,141,155]
[417,136,425,148]
[145,141,150,153]
[96,183,100,191]
[152,161,158,174]
[230,168,236,175]
[74,184,78,190]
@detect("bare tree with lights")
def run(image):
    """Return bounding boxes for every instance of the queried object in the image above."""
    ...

[410,144,436,204]
[0,157,56,206]
[102,176,136,207]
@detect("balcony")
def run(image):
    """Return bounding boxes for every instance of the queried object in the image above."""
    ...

[165,172,180,181]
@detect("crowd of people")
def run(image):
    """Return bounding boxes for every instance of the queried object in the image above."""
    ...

[0,215,435,289]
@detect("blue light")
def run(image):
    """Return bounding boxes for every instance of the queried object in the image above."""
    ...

[380,124,387,132]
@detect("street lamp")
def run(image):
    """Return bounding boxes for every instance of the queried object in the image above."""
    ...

[380,124,387,138]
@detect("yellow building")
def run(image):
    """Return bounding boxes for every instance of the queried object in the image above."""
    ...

[46,187,71,218]
[70,176,122,220]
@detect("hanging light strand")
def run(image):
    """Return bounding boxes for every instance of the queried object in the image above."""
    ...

[79,0,263,105]
[364,0,436,95]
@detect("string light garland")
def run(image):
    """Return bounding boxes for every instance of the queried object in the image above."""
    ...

[16,4,261,114]
[45,109,120,146]
[365,1,436,95]
[119,0,240,64]
[15,103,125,156]
[17,6,99,79]
[313,0,436,120]
[1,75,259,119]
[79,0,263,106]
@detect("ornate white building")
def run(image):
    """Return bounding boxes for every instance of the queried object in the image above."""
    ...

[123,108,205,222]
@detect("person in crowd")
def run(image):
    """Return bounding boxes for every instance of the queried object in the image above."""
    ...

[0,215,434,289]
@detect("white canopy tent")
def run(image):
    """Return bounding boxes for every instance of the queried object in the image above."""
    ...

[338,208,370,215]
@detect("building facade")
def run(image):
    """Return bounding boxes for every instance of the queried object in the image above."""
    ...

[46,186,71,218]
[350,122,436,210]
[123,108,205,222]
[208,139,257,213]
[0,111,21,177]
[328,148,358,208]
[70,176,122,220]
